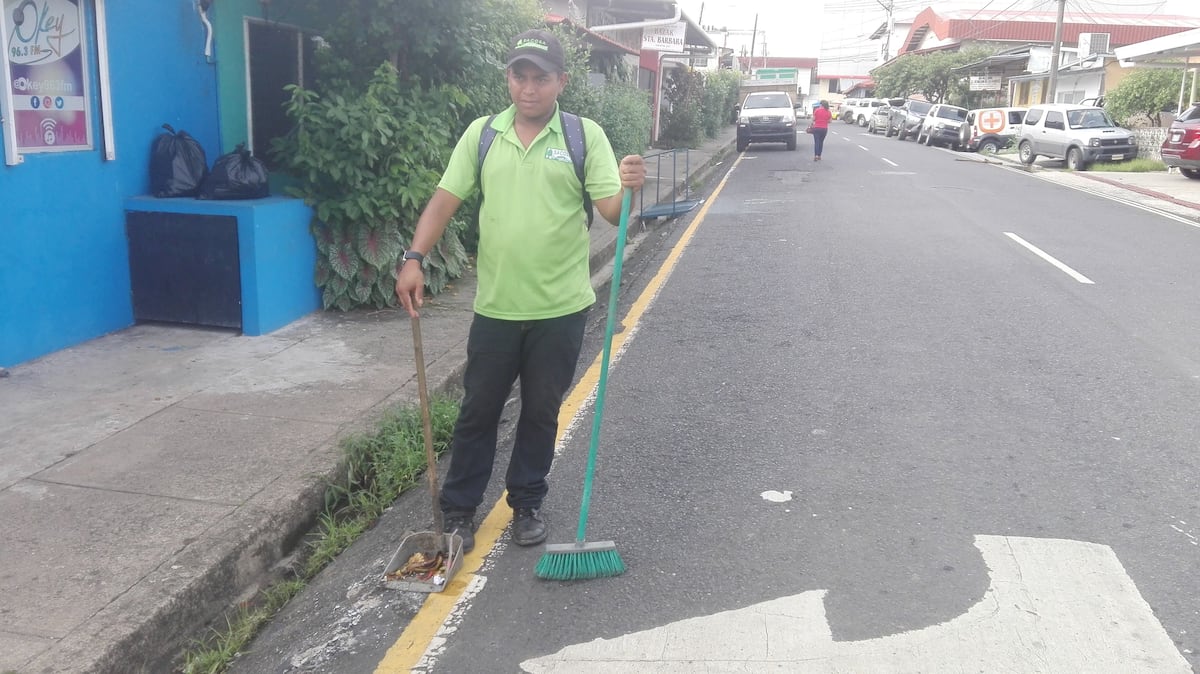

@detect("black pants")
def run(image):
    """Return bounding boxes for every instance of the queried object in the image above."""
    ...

[812,128,828,157]
[440,309,588,514]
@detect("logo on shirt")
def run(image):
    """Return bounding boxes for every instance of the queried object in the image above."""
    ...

[545,148,572,163]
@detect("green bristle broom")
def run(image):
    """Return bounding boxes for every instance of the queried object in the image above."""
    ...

[535,188,633,581]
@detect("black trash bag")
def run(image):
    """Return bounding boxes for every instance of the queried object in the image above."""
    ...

[198,143,270,200]
[150,124,209,198]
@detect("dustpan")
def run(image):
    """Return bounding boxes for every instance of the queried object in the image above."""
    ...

[382,314,464,593]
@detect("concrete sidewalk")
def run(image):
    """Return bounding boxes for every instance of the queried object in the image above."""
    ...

[0,127,738,674]
[978,152,1200,224]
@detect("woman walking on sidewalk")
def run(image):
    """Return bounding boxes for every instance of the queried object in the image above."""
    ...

[811,100,832,161]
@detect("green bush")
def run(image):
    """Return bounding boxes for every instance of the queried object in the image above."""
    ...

[271,0,542,310]
[701,69,742,139]
[597,83,652,158]
[273,65,470,310]
[659,68,706,148]
[660,67,740,148]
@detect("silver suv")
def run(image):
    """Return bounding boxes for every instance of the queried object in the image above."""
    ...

[916,104,968,148]
[1017,104,1135,170]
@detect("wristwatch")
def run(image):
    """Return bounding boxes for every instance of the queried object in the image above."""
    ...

[401,250,425,266]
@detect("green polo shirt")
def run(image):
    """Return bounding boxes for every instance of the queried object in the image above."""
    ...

[438,105,621,320]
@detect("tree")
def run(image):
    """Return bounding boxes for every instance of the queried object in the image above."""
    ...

[1105,68,1195,126]
[872,48,994,105]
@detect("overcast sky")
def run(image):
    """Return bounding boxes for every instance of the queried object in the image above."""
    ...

[674,0,1200,61]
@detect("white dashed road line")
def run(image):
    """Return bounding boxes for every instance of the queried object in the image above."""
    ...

[1005,232,1096,285]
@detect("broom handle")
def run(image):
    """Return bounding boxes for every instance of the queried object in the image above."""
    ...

[577,188,632,543]
[412,314,443,536]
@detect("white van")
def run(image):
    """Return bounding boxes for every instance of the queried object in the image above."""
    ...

[959,107,1028,154]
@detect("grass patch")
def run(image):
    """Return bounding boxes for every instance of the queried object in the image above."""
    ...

[1089,158,1166,173]
[179,396,459,674]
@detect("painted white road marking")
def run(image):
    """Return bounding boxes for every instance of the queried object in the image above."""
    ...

[882,158,898,167]
[760,490,793,503]
[1009,168,1200,231]
[858,144,869,151]
[521,536,1189,673]
[1004,232,1096,284]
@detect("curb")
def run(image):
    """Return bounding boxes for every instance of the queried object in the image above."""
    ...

[1077,172,1200,212]
[61,357,472,674]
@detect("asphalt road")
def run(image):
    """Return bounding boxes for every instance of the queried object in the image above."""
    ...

[235,127,1200,673]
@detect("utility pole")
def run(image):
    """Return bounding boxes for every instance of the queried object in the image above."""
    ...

[876,0,895,61]
[748,13,758,75]
[1047,0,1067,103]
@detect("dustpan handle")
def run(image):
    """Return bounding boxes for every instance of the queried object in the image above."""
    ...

[412,314,443,535]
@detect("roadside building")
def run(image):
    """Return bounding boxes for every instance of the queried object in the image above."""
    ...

[881,7,1200,107]
[0,0,716,368]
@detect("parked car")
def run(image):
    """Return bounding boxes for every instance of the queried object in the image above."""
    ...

[736,91,798,152]
[839,98,863,123]
[888,99,933,140]
[916,103,968,148]
[1160,102,1200,179]
[959,107,1028,154]
[867,99,905,134]
[1017,104,1135,170]
[846,98,889,127]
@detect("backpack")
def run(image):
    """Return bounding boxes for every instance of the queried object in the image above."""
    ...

[477,110,592,227]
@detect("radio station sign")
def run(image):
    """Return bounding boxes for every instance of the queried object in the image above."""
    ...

[3,0,94,153]
[970,74,1003,91]
[642,22,686,51]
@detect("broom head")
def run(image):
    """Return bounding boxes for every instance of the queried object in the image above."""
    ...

[535,540,625,580]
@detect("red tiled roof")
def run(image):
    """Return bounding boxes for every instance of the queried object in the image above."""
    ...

[899,6,1200,54]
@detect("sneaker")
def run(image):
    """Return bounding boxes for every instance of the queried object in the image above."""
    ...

[443,513,476,553]
[512,507,547,546]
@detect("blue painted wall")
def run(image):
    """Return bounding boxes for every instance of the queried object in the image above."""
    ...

[0,1,221,366]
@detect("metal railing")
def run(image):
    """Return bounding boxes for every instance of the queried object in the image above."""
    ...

[639,148,702,221]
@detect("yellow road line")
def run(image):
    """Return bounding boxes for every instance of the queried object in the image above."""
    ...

[375,155,743,673]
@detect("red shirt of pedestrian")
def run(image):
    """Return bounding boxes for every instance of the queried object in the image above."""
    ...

[812,104,832,129]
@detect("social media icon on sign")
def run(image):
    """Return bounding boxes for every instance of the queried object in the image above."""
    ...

[43,96,52,109]
[31,96,40,109]
[55,97,64,109]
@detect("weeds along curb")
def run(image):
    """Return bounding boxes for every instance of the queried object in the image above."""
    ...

[178,394,461,674]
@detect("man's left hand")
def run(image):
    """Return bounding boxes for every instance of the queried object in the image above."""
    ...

[619,155,646,191]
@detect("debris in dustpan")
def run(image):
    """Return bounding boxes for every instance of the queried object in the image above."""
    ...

[385,550,446,583]
[382,531,464,592]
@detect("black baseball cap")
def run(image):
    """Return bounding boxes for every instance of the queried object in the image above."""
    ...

[506,29,565,73]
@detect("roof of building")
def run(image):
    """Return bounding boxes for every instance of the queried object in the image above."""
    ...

[545,14,640,56]
[591,0,719,51]
[899,6,1200,55]
[1114,26,1200,64]
[869,18,917,41]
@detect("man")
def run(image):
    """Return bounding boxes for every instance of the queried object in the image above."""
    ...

[395,29,646,553]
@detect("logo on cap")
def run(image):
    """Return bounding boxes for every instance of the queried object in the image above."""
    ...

[516,38,550,52]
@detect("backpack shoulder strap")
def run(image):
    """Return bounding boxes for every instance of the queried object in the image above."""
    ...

[476,115,500,192]
[559,110,593,228]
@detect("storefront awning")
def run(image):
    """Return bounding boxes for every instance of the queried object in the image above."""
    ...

[1114,27,1200,66]
[546,14,639,56]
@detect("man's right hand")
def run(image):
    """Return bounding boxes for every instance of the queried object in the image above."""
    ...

[395,260,425,318]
